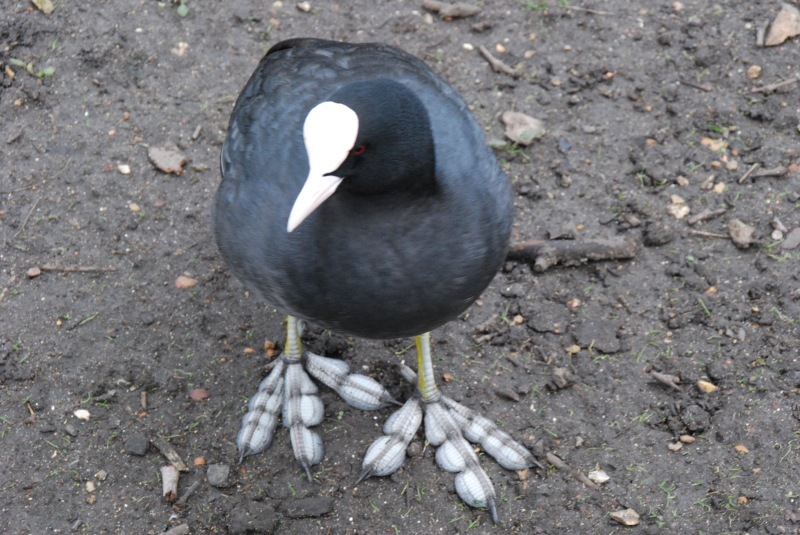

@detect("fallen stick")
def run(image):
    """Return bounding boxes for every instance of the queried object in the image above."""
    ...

[161,465,179,502]
[687,229,729,239]
[752,165,787,178]
[679,79,713,92]
[545,452,600,490]
[507,236,637,272]
[650,371,682,392]
[175,480,201,507]
[737,163,759,184]
[477,45,521,78]
[688,208,727,225]
[751,76,800,94]
[756,20,769,46]
[10,197,38,242]
[422,0,481,18]
[153,437,190,472]
[40,265,117,273]
[563,5,611,15]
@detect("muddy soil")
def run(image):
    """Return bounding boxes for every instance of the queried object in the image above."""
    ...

[2,0,800,534]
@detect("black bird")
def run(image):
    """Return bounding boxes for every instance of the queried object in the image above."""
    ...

[214,38,541,523]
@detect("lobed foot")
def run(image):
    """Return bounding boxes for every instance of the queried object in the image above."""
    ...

[358,337,543,524]
[237,316,396,480]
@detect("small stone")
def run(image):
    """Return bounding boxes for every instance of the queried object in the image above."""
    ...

[462,43,474,51]
[125,432,150,456]
[74,409,91,421]
[726,160,739,171]
[566,344,581,355]
[406,441,422,457]
[27,267,41,278]
[524,50,536,58]
[86,494,96,505]
[529,33,537,41]
[64,424,78,437]
[207,464,230,487]
[670,194,685,205]
[697,380,717,393]
[494,387,520,402]
[563,45,572,51]
[668,442,683,452]
[123,111,130,120]
[296,1,311,12]
[734,444,750,454]
[175,275,198,289]
[588,470,610,484]
[189,388,210,401]
[772,229,784,241]
[550,77,562,87]
[679,435,696,444]
[676,176,690,186]
[118,164,131,175]
[495,43,506,54]
[701,137,727,152]
[128,203,140,213]
[283,496,335,518]
[781,227,800,250]
[728,219,755,249]
[713,182,726,194]
[746,65,762,79]
[738,496,748,504]
[610,508,640,526]
[243,347,255,354]
[85,481,96,493]
[193,457,206,466]
[673,1,684,10]
[95,470,108,481]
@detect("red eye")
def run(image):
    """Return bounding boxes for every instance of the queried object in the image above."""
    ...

[353,145,366,155]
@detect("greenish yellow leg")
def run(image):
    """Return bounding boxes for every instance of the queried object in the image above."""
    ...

[415,332,439,400]
[285,315,302,361]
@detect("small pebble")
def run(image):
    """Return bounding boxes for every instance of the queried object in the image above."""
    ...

[563,45,572,51]
[65,424,78,437]
[462,43,474,51]
[528,33,537,41]
[95,470,108,481]
[118,164,131,175]
[676,176,690,186]
[296,1,311,12]
[74,409,91,421]
[550,77,562,87]
[123,111,130,120]
[697,380,717,393]
[495,43,506,54]
[668,442,682,452]
[524,50,536,58]
[713,182,726,194]
[746,65,761,79]
[726,160,739,171]
[772,229,784,241]
[588,470,610,484]
[207,464,230,487]
[244,347,255,354]
[679,435,695,444]
[194,457,206,466]
[175,275,198,289]
[610,508,640,526]
[673,1,684,10]
[108,129,116,137]
[27,267,41,278]
[85,481,96,493]
[128,203,140,213]
[734,444,749,454]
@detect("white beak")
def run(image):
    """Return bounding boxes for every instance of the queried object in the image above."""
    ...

[287,173,344,232]
[288,101,359,232]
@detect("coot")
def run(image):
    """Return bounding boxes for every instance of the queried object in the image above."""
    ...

[214,38,540,523]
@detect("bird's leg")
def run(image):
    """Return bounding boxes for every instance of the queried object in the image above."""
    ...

[237,315,396,481]
[359,332,543,525]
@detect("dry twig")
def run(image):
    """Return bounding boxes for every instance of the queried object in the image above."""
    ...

[546,452,600,490]
[688,208,727,225]
[751,76,800,94]
[737,163,759,184]
[563,5,611,15]
[679,79,713,92]
[650,371,682,391]
[40,265,117,273]
[10,197,39,242]
[175,480,201,507]
[507,236,637,272]
[687,229,730,239]
[477,45,521,78]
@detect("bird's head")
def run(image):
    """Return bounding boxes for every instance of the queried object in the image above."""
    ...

[287,79,435,233]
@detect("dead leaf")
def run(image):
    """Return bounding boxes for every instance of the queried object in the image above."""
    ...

[31,0,54,14]
[148,142,188,175]
[766,3,800,46]
[501,111,546,146]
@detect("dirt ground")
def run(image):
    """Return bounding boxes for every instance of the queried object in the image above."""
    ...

[2,0,800,533]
